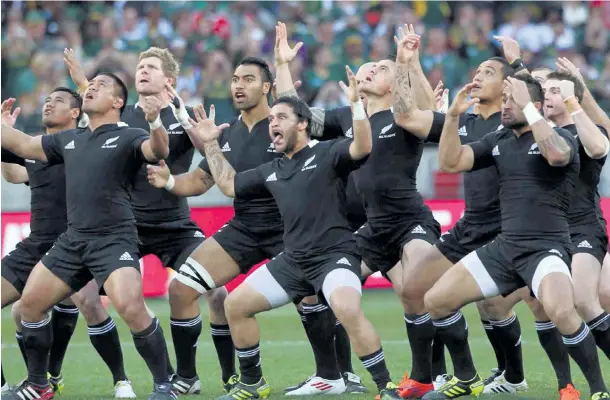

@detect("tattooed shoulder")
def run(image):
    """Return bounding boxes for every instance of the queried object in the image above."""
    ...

[310,107,326,138]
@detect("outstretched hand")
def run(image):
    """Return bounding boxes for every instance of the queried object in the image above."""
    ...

[1,98,21,128]
[447,83,479,117]
[188,104,231,143]
[274,21,303,66]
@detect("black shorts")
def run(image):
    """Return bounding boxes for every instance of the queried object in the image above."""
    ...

[138,220,205,269]
[266,252,362,304]
[213,218,284,274]
[436,219,501,264]
[355,218,440,275]
[1,238,55,293]
[41,231,141,292]
[464,235,572,299]
[570,224,608,265]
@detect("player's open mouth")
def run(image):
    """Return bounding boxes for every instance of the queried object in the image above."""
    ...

[365,76,373,82]
[85,93,94,100]
[272,132,283,144]
[44,109,53,115]
[234,92,246,100]
[139,78,150,84]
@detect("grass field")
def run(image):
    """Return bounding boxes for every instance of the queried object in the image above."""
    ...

[2,290,609,399]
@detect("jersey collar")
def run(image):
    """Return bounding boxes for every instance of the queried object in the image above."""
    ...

[91,122,129,135]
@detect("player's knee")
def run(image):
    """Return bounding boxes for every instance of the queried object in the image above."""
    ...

[112,291,146,324]
[168,278,199,307]
[224,290,252,321]
[205,287,228,315]
[544,297,576,325]
[478,297,513,320]
[423,287,444,315]
[330,297,361,324]
[19,293,46,321]
[11,301,23,328]
[600,284,610,311]
[73,292,106,323]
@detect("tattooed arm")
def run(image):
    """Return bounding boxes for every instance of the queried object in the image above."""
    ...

[532,123,574,167]
[392,64,436,138]
[203,140,237,197]
[146,160,216,196]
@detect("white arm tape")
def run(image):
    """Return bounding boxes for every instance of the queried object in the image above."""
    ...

[169,103,193,129]
[148,115,163,130]
[164,174,175,191]
[352,100,366,120]
[522,102,543,125]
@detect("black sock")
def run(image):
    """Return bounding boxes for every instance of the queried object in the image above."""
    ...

[1,365,5,386]
[431,336,447,377]
[481,319,505,371]
[491,314,524,383]
[236,344,262,385]
[21,316,53,386]
[88,317,128,384]
[16,331,28,367]
[48,304,79,377]
[535,321,572,389]
[432,311,477,381]
[335,320,353,374]
[302,304,340,380]
[169,315,202,379]
[588,312,610,359]
[563,323,608,394]
[210,323,236,383]
[132,318,170,385]
[404,313,435,383]
[359,348,391,391]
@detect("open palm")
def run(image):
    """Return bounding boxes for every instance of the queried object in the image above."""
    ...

[274,22,303,66]
[1,98,21,128]
[188,104,230,143]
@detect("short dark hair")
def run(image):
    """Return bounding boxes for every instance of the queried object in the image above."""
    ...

[51,87,82,121]
[96,72,128,114]
[487,57,515,79]
[237,56,273,84]
[546,70,585,103]
[514,74,544,107]
[272,96,313,137]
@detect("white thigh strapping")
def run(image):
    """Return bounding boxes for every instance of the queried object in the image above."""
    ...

[532,255,572,299]
[461,251,501,298]
[321,268,362,303]
[243,265,292,309]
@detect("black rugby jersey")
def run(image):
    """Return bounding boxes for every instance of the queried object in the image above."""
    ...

[2,146,70,240]
[351,109,432,222]
[198,117,282,223]
[234,139,363,262]
[319,106,366,229]
[41,124,149,235]
[469,127,579,241]
[563,124,608,227]
[121,104,195,226]
[429,111,503,225]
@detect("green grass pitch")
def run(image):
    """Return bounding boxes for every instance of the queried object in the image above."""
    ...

[2,290,609,399]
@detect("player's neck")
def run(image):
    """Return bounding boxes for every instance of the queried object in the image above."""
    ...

[551,113,573,128]
[476,101,501,119]
[88,113,120,131]
[46,124,75,135]
[240,101,270,131]
[365,94,392,117]
[138,92,171,108]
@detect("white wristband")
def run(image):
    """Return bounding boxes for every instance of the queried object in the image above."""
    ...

[352,100,366,120]
[176,107,193,129]
[522,102,543,126]
[164,174,175,191]
[149,115,163,130]
[570,109,584,117]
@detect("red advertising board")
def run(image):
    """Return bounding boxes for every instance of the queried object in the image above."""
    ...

[1,199,600,297]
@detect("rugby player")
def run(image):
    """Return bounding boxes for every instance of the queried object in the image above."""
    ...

[421,75,609,399]
[1,72,176,400]
[0,91,136,398]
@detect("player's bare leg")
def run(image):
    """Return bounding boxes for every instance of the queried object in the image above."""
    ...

[1,278,26,392]
[476,293,528,394]
[600,253,610,312]
[103,267,174,398]
[168,238,240,394]
[6,263,73,400]
[520,288,578,398]
[400,242,451,398]
[571,254,610,358]
[535,257,609,398]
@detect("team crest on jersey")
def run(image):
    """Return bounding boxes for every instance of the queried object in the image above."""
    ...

[528,143,540,155]
[379,124,395,139]
[345,127,353,138]
[301,155,317,171]
[267,143,278,153]
[167,122,184,135]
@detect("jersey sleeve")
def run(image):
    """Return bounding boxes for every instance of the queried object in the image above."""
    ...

[130,128,151,161]
[554,127,579,163]
[468,130,497,170]
[330,138,367,175]
[1,148,25,166]
[233,166,268,199]
[426,113,472,144]
[41,132,65,165]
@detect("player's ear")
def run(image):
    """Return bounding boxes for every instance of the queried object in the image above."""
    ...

[262,81,271,95]
[70,108,81,121]
[114,96,125,112]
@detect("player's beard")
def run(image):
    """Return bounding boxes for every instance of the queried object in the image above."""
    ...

[282,130,299,154]
[504,118,528,131]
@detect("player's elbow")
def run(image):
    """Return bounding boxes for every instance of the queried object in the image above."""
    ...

[584,138,609,159]
[546,153,571,167]
[217,181,235,198]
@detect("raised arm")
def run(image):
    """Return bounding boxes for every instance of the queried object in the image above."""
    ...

[1,163,28,184]
[494,36,530,76]
[392,26,436,138]
[274,22,303,100]
[339,66,372,159]
[557,57,610,135]
[438,83,480,173]
[139,95,170,161]
[1,125,47,162]
[63,48,89,95]
[404,24,436,110]
[147,160,215,197]
[559,79,609,159]
[507,77,572,166]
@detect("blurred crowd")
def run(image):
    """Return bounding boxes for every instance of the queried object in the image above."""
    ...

[1,0,610,135]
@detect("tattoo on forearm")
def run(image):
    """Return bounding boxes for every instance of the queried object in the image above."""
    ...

[203,141,236,185]
[393,64,415,116]
[200,170,215,190]
[310,107,326,137]
[537,132,571,164]
[277,88,298,99]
